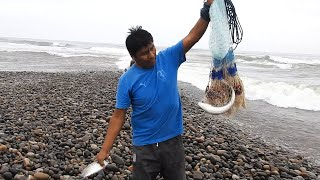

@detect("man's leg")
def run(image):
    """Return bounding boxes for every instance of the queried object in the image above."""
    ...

[132,144,161,180]
[159,135,186,180]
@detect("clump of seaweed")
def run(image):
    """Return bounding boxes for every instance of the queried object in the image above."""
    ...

[204,79,233,107]
[223,64,245,115]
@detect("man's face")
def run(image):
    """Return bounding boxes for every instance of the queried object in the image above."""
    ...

[132,42,156,69]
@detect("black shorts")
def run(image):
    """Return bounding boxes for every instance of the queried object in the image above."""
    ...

[132,135,186,180]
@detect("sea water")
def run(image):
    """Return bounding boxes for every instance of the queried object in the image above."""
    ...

[0,37,319,165]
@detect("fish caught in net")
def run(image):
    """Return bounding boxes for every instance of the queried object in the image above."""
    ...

[198,0,244,115]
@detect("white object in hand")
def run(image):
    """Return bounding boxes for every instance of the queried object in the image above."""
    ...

[81,160,108,177]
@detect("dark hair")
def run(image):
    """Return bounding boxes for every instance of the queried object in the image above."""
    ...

[125,26,153,56]
[130,59,135,67]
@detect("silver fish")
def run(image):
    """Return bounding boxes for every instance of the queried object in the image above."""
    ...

[198,87,235,114]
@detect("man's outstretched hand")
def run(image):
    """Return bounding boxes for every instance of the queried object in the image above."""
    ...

[96,149,109,166]
[206,0,214,6]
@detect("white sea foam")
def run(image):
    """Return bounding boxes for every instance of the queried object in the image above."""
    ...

[238,53,320,66]
[52,42,67,47]
[89,47,127,55]
[237,58,292,69]
[243,77,320,111]
[116,56,132,70]
[178,63,211,91]
[270,56,320,65]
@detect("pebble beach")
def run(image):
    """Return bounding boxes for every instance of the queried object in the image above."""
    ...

[0,71,319,180]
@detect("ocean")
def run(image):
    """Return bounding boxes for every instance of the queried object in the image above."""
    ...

[0,37,319,166]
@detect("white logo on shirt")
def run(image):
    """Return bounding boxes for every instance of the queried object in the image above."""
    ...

[157,70,166,81]
[139,82,147,87]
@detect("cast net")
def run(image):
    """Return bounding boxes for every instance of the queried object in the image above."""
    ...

[200,0,245,115]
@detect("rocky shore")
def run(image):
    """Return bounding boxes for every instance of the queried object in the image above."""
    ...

[0,71,319,180]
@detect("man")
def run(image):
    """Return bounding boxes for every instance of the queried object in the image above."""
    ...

[96,0,213,179]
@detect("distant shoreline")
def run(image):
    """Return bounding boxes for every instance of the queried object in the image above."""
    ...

[2,36,320,56]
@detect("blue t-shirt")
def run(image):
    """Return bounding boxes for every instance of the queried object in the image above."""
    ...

[116,40,186,146]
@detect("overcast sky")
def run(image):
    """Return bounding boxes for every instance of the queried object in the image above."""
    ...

[0,0,319,55]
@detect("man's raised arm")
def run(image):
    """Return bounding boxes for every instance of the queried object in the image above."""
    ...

[183,0,213,54]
